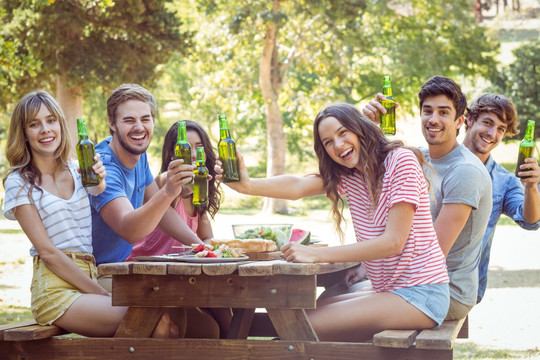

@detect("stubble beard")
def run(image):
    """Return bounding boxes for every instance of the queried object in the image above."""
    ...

[117,132,151,155]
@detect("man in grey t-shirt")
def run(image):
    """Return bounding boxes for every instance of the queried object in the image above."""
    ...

[363,76,492,320]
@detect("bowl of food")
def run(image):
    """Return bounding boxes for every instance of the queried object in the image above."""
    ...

[232,224,293,250]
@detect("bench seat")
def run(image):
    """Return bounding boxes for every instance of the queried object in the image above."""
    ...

[0,321,66,341]
[373,316,467,350]
[0,315,468,359]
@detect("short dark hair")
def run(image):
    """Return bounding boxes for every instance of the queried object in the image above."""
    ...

[418,76,467,120]
[466,93,519,136]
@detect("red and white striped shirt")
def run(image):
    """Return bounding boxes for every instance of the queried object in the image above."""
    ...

[338,148,449,292]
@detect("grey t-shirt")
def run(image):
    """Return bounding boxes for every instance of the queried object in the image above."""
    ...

[422,145,492,306]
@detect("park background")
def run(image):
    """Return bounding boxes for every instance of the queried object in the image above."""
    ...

[0,1,539,359]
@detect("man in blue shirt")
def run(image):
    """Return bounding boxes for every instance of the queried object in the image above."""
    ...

[462,93,540,303]
[89,84,204,286]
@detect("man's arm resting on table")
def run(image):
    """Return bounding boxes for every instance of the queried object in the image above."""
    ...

[434,203,473,256]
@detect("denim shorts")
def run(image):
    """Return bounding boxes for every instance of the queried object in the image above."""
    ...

[390,282,450,327]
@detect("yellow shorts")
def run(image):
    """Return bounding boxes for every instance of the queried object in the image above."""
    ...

[30,252,98,325]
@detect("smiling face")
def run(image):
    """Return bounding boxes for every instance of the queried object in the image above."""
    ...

[463,111,507,163]
[110,99,154,156]
[24,103,62,159]
[318,116,361,170]
[420,95,464,158]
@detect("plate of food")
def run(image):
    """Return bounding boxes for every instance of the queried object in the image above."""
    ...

[133,243,249,263]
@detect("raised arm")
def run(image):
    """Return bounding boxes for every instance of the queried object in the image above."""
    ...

[520,157,540,224]
[361,92,400,123]
[98,159,196,243]
[85,153,107,197]
[217,151,325,200]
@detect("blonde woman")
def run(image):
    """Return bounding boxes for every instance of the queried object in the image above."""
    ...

[2,91,174,337]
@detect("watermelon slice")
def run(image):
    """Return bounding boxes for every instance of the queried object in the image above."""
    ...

[290,228,311,245]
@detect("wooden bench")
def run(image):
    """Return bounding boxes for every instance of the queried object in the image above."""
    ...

[0,320,67,341]
[0,316,468,359]
[249,311,468,358]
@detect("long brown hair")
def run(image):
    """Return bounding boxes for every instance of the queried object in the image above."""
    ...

[313,103,428,241]
[3,90,71,204]
[160,121,221,219]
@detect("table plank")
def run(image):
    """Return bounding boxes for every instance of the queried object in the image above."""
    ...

[132,262,168,275]
[98,262,131,275]
[111,274,317,309]
[201,262,244,276]
[167,263,202,275]
[237,260,280,276]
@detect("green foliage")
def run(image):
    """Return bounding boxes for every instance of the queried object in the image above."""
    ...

[0,0,193,141]
[152,0,498,167]
[487,39,540,139]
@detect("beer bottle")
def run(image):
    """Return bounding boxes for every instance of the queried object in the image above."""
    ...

[515,120,536,178]
[217,114,240,182]
[193,146,209,207]
[175,121,193,185]
[379,75,396,135]
[76,118,100,187]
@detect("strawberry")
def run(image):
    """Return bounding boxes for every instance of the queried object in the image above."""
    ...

[194,244,205,253]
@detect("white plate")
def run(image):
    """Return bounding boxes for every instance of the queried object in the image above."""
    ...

[133,255,249,263]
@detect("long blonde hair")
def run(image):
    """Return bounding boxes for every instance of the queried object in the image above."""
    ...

[2,90,71,203]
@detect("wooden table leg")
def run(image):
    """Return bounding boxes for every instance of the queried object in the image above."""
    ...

[115,307,165,338]
[227,308,255,339]
[267,309,319,341]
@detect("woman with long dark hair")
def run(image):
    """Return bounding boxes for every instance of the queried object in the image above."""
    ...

[217,103,449,341]
[127,120,221,258]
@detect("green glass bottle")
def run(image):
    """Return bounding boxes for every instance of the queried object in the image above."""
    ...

[515,120,536,178]
[379,75,396,135]
[217,114,240,182]
[175,121,193,185]
[76,118,100,187]
[193,146,209,207]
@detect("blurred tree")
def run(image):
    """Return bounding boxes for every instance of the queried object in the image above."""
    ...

[488,39,540,139]
[0,0,192,147]
[161,0,497,213]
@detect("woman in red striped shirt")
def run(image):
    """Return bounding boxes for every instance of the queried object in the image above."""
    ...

[218,103,449,342]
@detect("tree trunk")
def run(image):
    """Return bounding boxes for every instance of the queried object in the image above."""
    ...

[56,75,83,158]
[259,0,288,214]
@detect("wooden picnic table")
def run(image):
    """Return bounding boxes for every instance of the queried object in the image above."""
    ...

[99,258,360,340]
[1,257,467,359]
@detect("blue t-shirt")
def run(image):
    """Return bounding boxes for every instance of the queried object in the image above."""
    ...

[89,137,154,265]
[477,155,540,302]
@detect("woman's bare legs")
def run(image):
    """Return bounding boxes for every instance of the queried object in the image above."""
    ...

[56,294,180,338]
[308,291,436,342]
[54,294,127,337]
